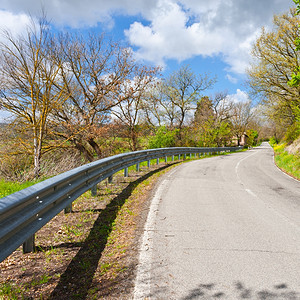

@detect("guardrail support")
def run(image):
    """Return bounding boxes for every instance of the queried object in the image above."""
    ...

[136,163,140,172]
[108,175,113,183]
[172,155,174,161]
[91,184,97,196]
[124,167,128,177]
[23,235,35,253]
[156,158,159,165]
[64,203,72,213]
[165,156,168,163]
[147,160,150,168]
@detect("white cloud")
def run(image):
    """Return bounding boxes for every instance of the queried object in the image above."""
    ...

[0,0,292,74]
[226,74,238,84]
[227,89,251,103]
[0,10,32,38]
[0,0,160,28]
[124,0,290,74]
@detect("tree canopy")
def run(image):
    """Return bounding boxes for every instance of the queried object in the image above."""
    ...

[247,8,300,141]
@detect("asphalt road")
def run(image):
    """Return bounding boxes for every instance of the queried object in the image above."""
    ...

[134,142,300,300]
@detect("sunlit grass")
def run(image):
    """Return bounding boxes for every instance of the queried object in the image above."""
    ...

[0,179,40,198]
[273,143,300,180]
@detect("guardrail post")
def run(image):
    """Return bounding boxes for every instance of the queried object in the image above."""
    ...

[124,167,128,177]
[147,160,150,168]
[156,158,159,165]
[136,163,140,172]
[172,155,174,161]
[91,184,97,196]
[184,154,186,160]
[64,203,72,213]
[179,154,181,160]
[165,156,168,163]
[108,175,113,183]
[23,235,35,253]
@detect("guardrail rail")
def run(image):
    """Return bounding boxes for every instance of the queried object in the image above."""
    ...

[0,146,242,263]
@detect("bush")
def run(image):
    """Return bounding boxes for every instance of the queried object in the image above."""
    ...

[284,122,300,144]
[269,136,279,146]
[148,126,179,149]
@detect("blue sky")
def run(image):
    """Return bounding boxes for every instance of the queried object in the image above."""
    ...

[0,0,294,121]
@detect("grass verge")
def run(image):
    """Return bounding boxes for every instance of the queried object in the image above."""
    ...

[273,143,300,180]
[0,179,43,198]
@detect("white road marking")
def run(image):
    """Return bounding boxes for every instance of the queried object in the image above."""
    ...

[133,168,177,299]
[245,188,257,198]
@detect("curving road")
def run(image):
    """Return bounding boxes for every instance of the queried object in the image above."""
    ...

[134,142,300,299]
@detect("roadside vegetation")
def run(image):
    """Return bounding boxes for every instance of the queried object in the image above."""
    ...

[269,139,300,180]
[1,1,300,298]
[247,2,300,179]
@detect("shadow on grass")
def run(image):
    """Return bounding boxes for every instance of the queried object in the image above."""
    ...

[49,163,178,299]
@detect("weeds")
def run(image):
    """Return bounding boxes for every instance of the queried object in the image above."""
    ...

[0,282,25,299]
[0,179,41,198]
[273,143,300,180]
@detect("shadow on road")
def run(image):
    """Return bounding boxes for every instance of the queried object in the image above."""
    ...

[181,281,299,300]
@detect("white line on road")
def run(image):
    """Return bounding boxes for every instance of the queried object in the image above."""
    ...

[133,168,177,299]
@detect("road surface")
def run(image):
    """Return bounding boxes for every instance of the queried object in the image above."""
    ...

[134,142,300,299]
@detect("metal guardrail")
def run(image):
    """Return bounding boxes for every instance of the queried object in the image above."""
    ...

[0,146,242,263]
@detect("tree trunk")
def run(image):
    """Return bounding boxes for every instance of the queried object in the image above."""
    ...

[33,135,42,179]
[74,140,94,162]
[88,138,102,158]
[130,127,138,151]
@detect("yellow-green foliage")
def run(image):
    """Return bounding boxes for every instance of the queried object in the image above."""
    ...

[273,143,286,153]
[273,144,300,180]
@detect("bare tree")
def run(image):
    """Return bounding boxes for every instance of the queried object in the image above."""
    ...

[231,101,253,146]
[0,17,67,178]
[112,65,159,151]
[141,80,179,129]
[51,33,144,161]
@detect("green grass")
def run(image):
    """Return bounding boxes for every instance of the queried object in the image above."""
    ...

[0,281,25,299]
[273,144,300,180]
[0,179,40,198]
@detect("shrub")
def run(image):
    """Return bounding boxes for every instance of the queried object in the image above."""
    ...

[148,126,179,149]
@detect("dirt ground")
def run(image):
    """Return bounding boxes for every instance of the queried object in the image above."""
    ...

[0,162,179,299]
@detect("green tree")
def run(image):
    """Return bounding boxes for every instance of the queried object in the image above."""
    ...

[288,0,300,87]
[193,93,233,147]
[247,9,300,141]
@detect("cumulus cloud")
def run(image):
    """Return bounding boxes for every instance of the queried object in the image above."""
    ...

[0,0,159,28]
[0,10,32,37]
[125,0,290,74]
[227,89,251,103]
[0,0,291,74]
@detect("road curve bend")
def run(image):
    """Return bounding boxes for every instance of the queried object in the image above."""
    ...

[134,142,300,300]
